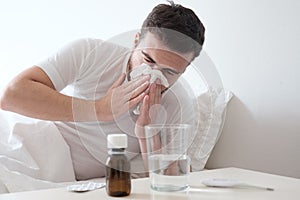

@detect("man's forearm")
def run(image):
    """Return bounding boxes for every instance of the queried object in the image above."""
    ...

[0,78,97,122]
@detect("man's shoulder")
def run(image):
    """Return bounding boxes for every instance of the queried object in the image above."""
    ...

[66,37,129,53]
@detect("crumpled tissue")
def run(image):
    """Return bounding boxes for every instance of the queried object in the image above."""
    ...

[129,64,169,115]
[130,64,169,88]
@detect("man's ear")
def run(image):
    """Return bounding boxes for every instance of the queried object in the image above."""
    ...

[133,32,140,47]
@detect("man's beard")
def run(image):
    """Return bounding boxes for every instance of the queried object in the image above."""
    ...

[126,55,133,82]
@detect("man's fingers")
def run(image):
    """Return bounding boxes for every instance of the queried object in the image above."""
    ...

[128,91,146,109]
[110,73,126,89]
[122,75,150,92]
[155,84,162,104]
[141,95,150,117]
[125,80,149,101]
[149,83,156,106]
[136,95,150,126]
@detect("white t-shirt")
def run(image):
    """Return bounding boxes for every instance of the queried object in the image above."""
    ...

[37,38,196,180]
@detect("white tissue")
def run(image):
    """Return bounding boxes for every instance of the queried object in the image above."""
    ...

[130,64,169,115]
[130,64,169,88]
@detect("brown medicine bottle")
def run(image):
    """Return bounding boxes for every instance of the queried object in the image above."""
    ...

[106,134,131,197]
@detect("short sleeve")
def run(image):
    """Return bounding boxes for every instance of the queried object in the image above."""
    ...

[36,38,101,91]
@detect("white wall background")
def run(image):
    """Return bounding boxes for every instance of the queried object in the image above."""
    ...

[1,0,299,178]
[202,0,300,178]
[0,0,166,90]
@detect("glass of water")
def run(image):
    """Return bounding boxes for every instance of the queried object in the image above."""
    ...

[144,124,191,192]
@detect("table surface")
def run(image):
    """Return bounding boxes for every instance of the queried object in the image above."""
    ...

[0,167,299,200]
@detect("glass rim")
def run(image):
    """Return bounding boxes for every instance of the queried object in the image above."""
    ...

[144,124,191,129]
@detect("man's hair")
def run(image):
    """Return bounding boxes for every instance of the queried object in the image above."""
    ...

[140,0,205,60]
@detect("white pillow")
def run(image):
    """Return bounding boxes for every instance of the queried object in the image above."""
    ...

[12,121,76,182]
[188,88,233,171]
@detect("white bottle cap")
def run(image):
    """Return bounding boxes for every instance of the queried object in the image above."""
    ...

[107,134,128,148]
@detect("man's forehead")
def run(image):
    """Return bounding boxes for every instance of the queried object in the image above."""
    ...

[138,32,193,65]
[138,32,168,50]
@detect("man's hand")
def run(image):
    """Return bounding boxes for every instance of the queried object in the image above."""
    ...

[134,83,162,173]
[135,83,162,138]
[95,73,150,121]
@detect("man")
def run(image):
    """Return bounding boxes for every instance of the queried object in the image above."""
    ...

[0,1,205,180]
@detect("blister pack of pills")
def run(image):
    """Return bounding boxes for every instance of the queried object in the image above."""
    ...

[66,182,106,192]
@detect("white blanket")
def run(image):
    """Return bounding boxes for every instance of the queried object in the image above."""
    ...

[0,111,76,193]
